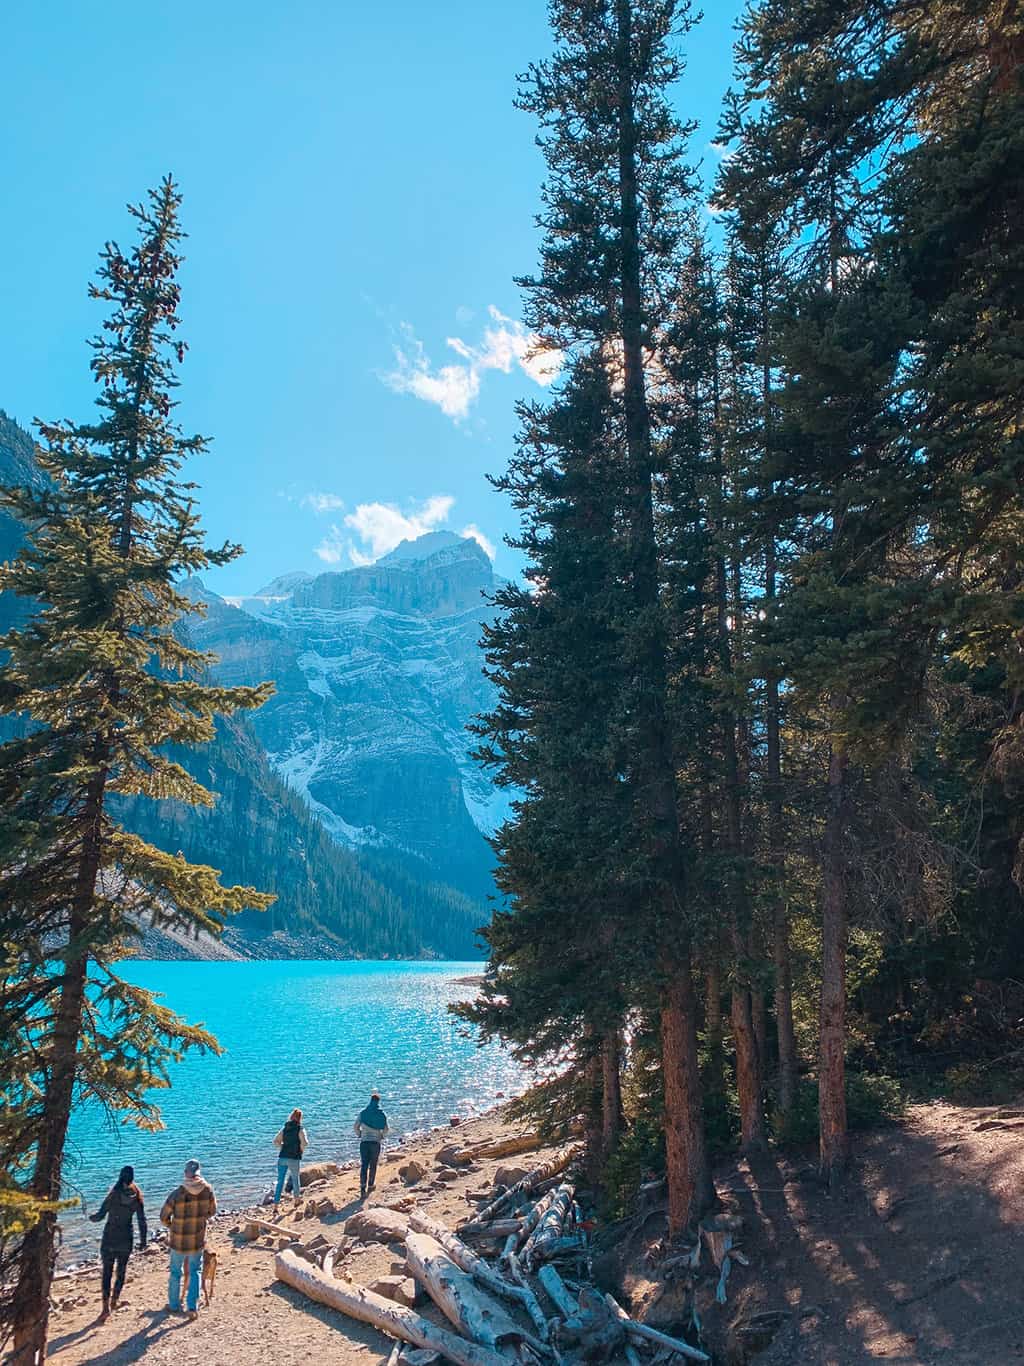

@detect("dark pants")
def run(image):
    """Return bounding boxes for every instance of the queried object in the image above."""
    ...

[101,1248,130,1302]
[359,1140,381,1193]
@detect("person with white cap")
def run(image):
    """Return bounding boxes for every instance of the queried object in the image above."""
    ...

[160,1159,216,1319]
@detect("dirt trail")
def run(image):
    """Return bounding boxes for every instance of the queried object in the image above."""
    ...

[705,1099,1024,1363]
[45,1099,1024,1364]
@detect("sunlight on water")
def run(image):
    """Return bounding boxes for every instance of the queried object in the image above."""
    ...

[63,961,521,1257]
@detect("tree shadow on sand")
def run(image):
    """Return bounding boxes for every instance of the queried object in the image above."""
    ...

[47,1307,189,1363]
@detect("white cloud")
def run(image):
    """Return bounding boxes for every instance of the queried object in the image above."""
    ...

[381,307,563,422]
[302,491,346,514]
[344,494,455,559]
[312,494,498,567]
[461,523,496,559]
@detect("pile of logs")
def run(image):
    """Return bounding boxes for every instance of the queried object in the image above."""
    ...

[274,1144,709,1365]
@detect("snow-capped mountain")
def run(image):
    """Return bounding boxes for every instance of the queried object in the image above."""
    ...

[191,530,510,900]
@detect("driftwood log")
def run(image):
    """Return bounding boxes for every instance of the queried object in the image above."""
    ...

[408,1211,549,1342]
[274,1249,505,1366]
[523,1185,574,1270]
[243,1215,303,1241]
[536,1265,577,1318]
[515,1189,557,1249]
[604,1293,710,1363]
[461,1147,581,1234]
[462,1218,524,1241]
[405,1232,545,1354]
[455,1133,543,1162]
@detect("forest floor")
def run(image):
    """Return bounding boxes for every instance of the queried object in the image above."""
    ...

[45,1098,1024,1365]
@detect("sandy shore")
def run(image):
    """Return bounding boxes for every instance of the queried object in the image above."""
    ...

[47,1106,547,1365]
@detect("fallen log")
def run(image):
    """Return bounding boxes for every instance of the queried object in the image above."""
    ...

[274,1249,505,1366]
[536,1266,577,1319]
[553,1287,625,1360]
[405,1232,545,1355]
[408,1211,549,1343]
[462,1218,524,1241]
[504,1251,554,1344]
[458,1133,543,1162]
[243,1215,303,1241]
[523,1185,574,1271]
[515,1190,557,1250]
[460,1148,581,1234]
[604,1293,710,1363]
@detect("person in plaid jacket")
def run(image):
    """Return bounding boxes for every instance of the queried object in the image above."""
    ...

[160,1159,216,1317]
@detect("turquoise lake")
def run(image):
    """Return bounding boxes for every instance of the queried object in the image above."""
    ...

[63,960,521,1257]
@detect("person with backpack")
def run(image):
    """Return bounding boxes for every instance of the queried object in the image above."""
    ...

[89,1165,147,1319]
[160,1159,216,1319]
[273,1107,309,1207]
[353,1091,389,1198]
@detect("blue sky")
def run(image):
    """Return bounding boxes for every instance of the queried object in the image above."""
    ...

[2,1,743,594]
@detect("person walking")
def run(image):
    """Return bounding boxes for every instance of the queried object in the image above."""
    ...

[353,1091,389,1199]
[273,1107,309,1207]
[160,1159,216,1319]
[89,1165,147,1319]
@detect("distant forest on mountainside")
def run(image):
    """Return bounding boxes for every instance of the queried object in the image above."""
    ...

[0,409,487,961]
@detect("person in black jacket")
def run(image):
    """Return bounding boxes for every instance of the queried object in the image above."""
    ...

[273,1108,309,1207]
[89,1165,147,1317]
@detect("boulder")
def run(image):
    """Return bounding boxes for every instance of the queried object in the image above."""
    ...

[399,1159,428,1185]
[344,1207,409,1245]
[314,1197,339,1217]
[434,1143,472,1167]
[300,1162,341,1186]
[449,1115,462,1126]
[493,1164,530,1189]
[436,1167,461,1181]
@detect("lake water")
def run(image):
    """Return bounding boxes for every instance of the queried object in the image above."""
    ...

[63,960,521,1257]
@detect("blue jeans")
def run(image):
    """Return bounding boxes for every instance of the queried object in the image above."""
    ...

[275,1158,301,1202]
[168,1249,201,1312]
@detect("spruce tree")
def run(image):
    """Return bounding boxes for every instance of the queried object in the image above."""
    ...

[515,0,713,1234]
[465,356,633,1167]
[0,178,273,1362]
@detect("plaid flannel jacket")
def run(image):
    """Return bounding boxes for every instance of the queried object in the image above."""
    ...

[160,1182,216,1254]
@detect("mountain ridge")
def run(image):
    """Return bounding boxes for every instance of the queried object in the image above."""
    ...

[0,409,499,959]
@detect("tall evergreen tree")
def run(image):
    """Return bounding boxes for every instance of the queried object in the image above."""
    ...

[0,178,273,1362]
[515,0,713,1231]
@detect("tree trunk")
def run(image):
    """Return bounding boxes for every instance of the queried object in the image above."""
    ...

[819,743,850,1186]
[705,956,725,1102]
[661,962,713,1236]
[613,0,707,1229]
[728,960,766,1153]
[600,1027,622,1163]
[763,386,797,1127]
[751,979,767,1078]
[11,764,106,1364]
[583,1036,603,1185]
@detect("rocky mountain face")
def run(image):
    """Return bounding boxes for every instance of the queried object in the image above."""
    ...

[0,410,503,959]
[191,529,510,903]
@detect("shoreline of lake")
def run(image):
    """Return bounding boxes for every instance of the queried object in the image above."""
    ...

[61,960,520,1260]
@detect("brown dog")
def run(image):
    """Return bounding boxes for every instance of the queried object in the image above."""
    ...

[201,1247,218,1307]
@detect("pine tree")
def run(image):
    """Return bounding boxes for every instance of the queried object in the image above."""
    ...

[0,178,273,1362]
[464,356,633,1167]
[515,0,713,1234]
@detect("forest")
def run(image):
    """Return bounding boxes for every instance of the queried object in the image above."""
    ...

[460,0,1024,1238]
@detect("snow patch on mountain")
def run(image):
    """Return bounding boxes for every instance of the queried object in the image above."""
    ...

[190,533,509,900]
